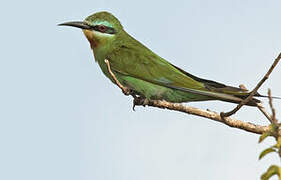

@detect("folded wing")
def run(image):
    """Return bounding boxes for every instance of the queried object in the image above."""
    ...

[106,43,259,106]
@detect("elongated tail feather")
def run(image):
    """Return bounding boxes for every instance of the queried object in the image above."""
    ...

[165,84,260,106]
[254,93,281,100]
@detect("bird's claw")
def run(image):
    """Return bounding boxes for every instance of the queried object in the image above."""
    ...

[132,97,149,111]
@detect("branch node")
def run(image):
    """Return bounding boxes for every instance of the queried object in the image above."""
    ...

[221,53,281,118]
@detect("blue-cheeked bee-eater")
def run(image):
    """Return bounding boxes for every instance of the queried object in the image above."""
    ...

[59,11,269,106]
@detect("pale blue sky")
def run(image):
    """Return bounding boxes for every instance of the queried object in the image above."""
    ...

[0,0,281,180]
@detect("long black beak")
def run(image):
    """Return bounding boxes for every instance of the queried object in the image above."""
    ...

[58,21,92,30]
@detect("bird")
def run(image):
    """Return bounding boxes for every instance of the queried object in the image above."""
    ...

[59,11,265,106]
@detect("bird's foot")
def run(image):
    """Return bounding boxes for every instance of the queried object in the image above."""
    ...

[133,96,149,111]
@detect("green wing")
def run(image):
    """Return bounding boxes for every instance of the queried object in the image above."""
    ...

[106,40,258,105]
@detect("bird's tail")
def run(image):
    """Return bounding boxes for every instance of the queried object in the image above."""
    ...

[254,93,281,100]
[169,84,280,106]
[220,91,281,106]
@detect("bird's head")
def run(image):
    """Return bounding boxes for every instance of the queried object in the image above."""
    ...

[59,11,123,49]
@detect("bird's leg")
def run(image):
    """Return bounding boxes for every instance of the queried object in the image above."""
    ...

[123,89,148,110]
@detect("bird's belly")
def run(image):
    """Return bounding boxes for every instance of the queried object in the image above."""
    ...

[118,74,212,103]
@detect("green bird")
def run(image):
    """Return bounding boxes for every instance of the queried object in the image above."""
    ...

[59,11,264,106]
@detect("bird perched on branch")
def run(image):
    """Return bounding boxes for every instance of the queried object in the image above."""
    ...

[59,11,268,106]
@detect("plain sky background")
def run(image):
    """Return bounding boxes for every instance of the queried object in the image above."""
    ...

[0,0,281,179]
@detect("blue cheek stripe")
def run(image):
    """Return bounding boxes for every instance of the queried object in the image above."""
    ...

[94,21,114,28]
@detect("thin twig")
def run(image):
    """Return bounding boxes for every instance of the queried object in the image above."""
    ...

[221,53,281,118]
[105,59,130,95]
[257,104,273,123]
[268,89,277,124]
[103,58,277,136]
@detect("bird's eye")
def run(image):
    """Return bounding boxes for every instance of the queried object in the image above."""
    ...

[98,25,107,33]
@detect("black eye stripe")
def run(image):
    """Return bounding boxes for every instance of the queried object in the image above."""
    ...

[92,25,116,34]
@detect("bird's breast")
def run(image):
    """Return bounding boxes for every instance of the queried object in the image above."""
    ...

[83,30,98,49]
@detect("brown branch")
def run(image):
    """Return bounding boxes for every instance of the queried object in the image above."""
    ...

[146,100,269,135]
[104,53,281,136]
[221,53,281,118]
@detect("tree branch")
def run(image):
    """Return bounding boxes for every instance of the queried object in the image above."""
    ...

[145,99,269,135]
[104,53,281,136]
